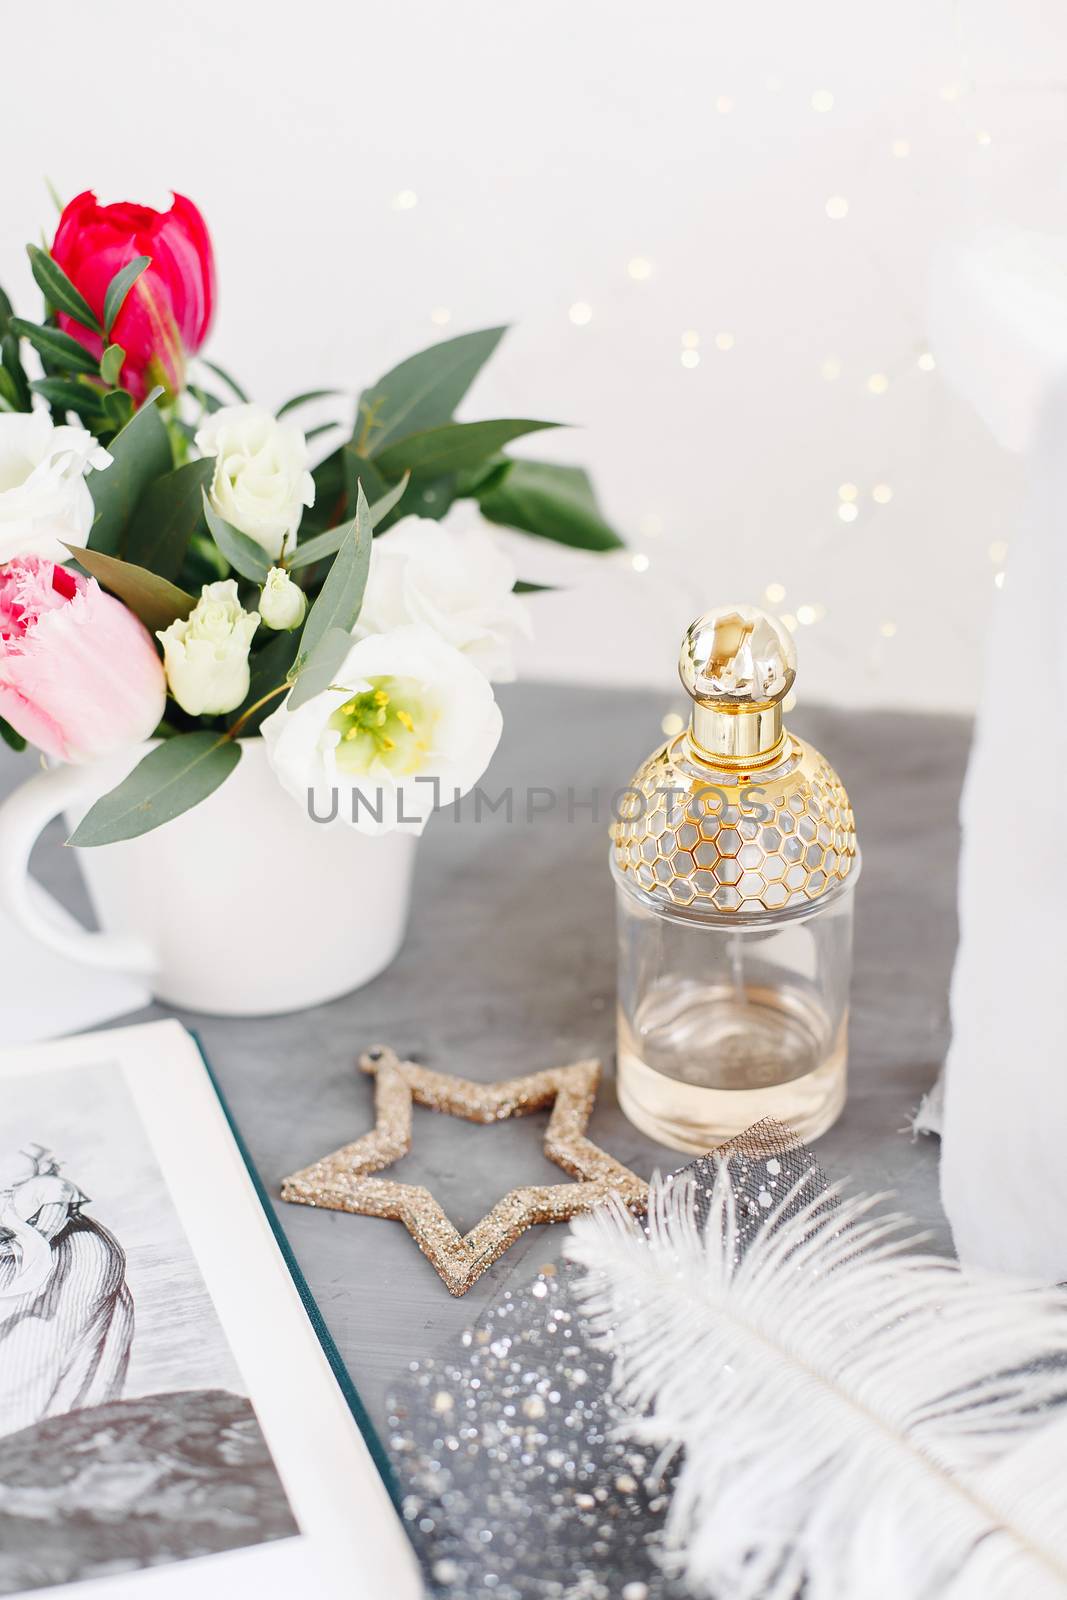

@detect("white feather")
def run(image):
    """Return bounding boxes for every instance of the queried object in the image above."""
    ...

[564,1159,1067,1600]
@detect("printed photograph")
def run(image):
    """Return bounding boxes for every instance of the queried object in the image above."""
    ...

[0,1058,299,1596]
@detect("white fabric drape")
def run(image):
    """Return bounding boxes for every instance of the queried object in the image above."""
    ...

[932,232,1067,1279]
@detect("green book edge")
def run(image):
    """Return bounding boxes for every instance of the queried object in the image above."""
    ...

[189,1031,405,1515]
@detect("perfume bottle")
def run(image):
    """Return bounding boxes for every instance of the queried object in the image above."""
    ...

[612,605,860,1149]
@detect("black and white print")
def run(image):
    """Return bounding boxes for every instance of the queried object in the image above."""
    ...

[0,1060,298,1595]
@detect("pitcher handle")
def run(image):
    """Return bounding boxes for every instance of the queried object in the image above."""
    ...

[0,761,156,974]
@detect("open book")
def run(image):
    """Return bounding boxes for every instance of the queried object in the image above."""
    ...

[0,1020,421,1600]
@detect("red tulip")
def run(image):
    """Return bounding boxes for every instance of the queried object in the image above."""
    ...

[51,190,215,401]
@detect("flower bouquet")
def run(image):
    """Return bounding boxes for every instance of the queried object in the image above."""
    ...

[0,188,623,846]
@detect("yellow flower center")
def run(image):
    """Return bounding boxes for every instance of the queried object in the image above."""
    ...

[328,676,434,776]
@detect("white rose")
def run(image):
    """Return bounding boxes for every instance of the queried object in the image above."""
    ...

[157,580,260,716]
[195,403,314,560]
[357,506,533,682]
[262,623,502,836]
[0,411,111,565]
[259,567,307,631]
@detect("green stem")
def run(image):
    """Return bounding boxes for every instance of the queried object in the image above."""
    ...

[354,396,383,454]
[226,683,289,740]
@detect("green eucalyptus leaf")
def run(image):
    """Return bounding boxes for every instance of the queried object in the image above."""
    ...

[200,490,272,583]
[101,389,135,433]
[0,292,30,412]
[88,391,171,554]
[26,244,102,334]
[286,625,352,713]
[180,530,230,589]
[1,333,31,411]
[65,543,196,632]
[30,377,104,421]
[199,359,248,403]
[126,458,212,580]
[513,580,554,593]
[68,733,241,847]
[477,459,624,551]
[342,443,388,510]
[295,482,372,669]
[99,343,126,388]
[373,418,560,478]
[277,388,343,418]
[288,471,411,570]
[304,420,343,443]
[360,468,415,527]
[103,255,151,337]
[296,445,387,537]
[0,716,27,752]
[454,454,511,497]
[11,319,100,374]
[188,383,223,415]
[297,447,346,536]
[355,325,508,455]
[395,475,456,523]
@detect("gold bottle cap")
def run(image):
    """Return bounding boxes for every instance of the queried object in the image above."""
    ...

[679,605,796,765]
[612,602,858,920]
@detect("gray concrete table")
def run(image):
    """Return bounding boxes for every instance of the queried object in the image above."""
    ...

[1,683,968,1440]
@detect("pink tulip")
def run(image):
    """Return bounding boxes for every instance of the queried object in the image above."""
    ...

[0,559,165,762]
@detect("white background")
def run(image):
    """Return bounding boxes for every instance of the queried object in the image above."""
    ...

[5,0,1066,711]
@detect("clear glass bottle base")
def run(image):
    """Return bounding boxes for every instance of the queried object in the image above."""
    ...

[617,984,848,1151]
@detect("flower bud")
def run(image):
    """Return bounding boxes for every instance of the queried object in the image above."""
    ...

[157,580,259,716]
[259,567,307,631]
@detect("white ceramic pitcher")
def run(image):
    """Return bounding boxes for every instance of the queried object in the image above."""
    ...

[0,738,416,1016]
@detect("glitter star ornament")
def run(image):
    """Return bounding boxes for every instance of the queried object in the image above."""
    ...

[280,1047,648,1295]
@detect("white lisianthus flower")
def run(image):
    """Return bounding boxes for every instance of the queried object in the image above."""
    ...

[195,403,314,560]
[0,412,111,565]
[262,624,503,836]
[157,580,260,716]
[358,507,533,682]
[259,566,307,631]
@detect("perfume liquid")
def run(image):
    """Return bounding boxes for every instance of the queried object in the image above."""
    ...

[615,893,852,1147]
